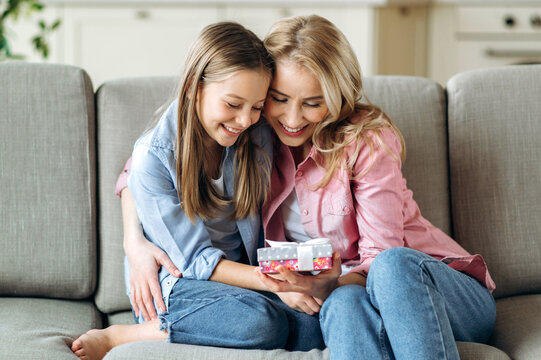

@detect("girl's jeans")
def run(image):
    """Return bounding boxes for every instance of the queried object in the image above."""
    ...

[320,247,496,360]
[158,276,325,351]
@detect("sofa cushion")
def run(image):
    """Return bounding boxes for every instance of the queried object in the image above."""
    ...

[95,77,178,313]
[489,295,541,360]
[102,339,507,360]
[104,341,329,360]
[0,297,102,359]
[107,310,135,326]
[364,76,451,235]
[447,65,541,298]
[0,63,96,299]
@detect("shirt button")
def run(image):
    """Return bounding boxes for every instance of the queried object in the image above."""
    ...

[343,206,350,213]
[297,170,303,177]
[166,280,172,286]
[302,209,309,216]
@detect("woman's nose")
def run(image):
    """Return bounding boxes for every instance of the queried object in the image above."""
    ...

[283,107,302,127]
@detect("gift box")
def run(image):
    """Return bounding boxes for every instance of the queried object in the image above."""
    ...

[257,238,333,273]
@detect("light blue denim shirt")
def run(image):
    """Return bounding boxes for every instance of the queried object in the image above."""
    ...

[126,100,272,310]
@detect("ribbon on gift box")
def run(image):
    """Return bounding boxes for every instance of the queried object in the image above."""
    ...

[265,238,332,271]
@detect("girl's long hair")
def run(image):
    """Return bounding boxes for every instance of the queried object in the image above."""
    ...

[175,22,273,222]
[264,15,405,187]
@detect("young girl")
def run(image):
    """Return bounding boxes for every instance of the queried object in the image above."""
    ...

[71,21,328,360]
[117,15,496,360]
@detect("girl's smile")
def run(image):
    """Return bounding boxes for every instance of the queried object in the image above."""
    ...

[197,69,270,147]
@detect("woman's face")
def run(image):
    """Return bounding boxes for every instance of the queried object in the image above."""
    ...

[264,60,329,150]
[197,69,270,148]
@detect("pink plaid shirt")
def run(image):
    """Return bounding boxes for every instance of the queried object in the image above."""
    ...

[262,120,495,292]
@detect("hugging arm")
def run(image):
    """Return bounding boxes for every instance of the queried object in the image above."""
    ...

[120,185,180,320]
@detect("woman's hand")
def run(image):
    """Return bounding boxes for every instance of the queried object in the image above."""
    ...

[125,235,181,320]
[276,292,323,315]
[255,252,342,301]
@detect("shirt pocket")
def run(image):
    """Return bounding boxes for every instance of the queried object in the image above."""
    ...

[323,194,354,216]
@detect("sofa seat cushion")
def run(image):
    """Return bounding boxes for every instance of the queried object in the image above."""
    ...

[107,310,135,326]
[103,341,508,360]
[457,342,510,360]
[0,298,102,359]
[490,295,541,360]
[104,341,328,360]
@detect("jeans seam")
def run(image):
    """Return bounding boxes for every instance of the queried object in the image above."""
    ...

[419,259,449,360]
[378,318,391,360]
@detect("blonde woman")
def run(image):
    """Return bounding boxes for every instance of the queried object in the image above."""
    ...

[256,15,496,360]
[70,22,322,360]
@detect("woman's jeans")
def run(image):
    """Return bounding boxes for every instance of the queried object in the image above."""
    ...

[157,277,325,351]
[320,247,496,360]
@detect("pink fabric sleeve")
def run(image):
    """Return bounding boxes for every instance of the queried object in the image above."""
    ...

[349,128,405,276]
[115,157,132,198]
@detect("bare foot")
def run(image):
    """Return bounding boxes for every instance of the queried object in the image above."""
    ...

[71,320,166,360]
[71,328,114,360]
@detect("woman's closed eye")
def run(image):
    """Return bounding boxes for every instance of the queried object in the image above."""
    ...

[271,95,288,103]
[226,102,241,109]
[304,102,321,108]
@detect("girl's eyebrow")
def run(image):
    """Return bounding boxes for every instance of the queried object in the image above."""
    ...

[269,88,324,101]
[226,94,266,103]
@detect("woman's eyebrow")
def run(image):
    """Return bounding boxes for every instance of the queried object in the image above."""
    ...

[269,88,323,101]
[304,95,324,101]
[269,88,289,97]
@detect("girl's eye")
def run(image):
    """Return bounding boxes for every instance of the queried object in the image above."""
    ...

[252,106,263,111]
[227,103,241,109]
[304,103,321,108]
[271,96,287,103]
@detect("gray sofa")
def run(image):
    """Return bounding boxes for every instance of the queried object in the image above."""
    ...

[1,62,540,360]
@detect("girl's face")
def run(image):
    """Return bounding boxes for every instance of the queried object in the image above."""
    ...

[264,60,329,152]
[197,69,270,148]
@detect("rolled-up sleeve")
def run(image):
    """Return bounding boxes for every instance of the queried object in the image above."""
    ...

[350,128,405,276]
[128,144,225,280]
[115,157,132,198]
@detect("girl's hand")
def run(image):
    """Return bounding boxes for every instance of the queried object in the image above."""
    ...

[276,292,323,315]
[255,252,342,301]
[125,235,181,321]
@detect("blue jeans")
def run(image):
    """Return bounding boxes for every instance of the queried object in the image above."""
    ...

[158,278,324,351]
[320,247,496,360]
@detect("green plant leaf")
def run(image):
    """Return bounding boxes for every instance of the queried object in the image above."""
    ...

[51,19,61,30]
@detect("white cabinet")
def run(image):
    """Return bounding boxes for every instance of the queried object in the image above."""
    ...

[7,3,379,87]
[61,5,220,87]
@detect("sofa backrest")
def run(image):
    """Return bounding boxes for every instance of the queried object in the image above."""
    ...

[364,76,451,235]
[447,65,541,299]
[95,77,177,313]
[0,63,96,299]
[95,75,451,314]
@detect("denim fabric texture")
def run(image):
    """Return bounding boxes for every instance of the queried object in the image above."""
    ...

[320,247,496,360]
[158,278,325,351]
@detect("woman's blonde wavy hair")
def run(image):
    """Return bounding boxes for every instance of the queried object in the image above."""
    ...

[173,22,273,222]
[264,15,405,187]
